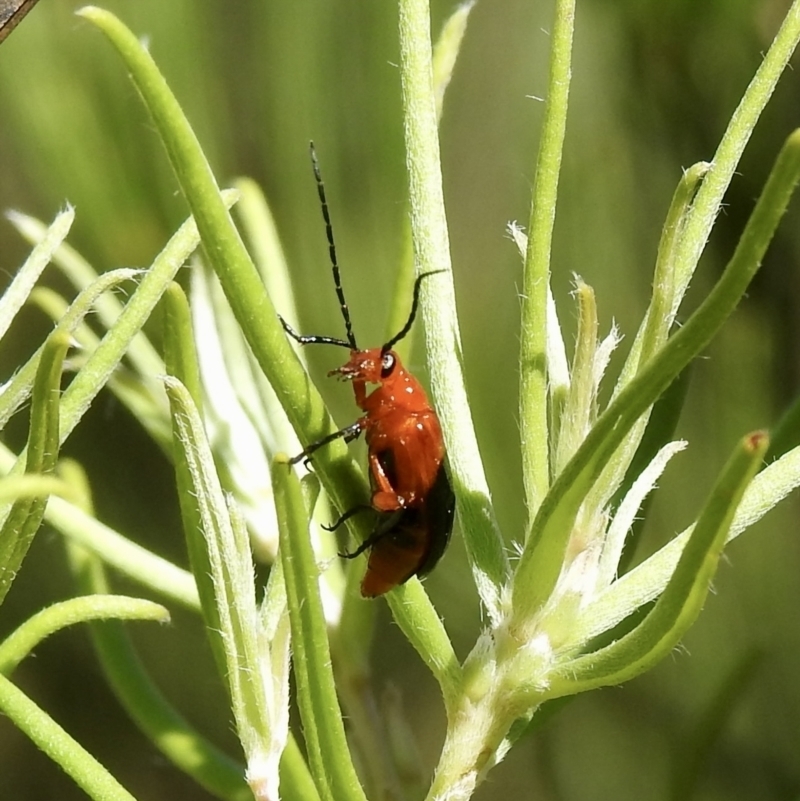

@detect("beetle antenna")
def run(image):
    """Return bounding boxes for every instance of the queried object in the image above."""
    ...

[382,270,446,353]
[310,142,357,350]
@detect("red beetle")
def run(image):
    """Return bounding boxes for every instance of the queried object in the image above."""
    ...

[280,143,455,597]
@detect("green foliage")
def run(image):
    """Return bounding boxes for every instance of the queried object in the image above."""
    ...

[1,2,800,801]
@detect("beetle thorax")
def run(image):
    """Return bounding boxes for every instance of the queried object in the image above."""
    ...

[330,348,431,415]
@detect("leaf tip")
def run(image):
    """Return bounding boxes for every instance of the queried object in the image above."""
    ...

[273,453,292,468]
[745,430,769,455]
[75,5,102,21]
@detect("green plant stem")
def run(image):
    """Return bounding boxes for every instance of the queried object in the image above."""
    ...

[386,0,475,353]
[387,581,463,710]
[519,0,575,519]
[398,0,507,621]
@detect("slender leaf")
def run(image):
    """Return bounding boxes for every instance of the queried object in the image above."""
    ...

[0,331,67,605]
[0,207,73,341]
[398,0,507,623]
[511,128,800,631]
[0,673,137,801]
[274,456,366,801]
[548,432,768,696]
[0,440,199,610]
[66,542,253,801]
[0,595,169,676]
[519,0,576,518]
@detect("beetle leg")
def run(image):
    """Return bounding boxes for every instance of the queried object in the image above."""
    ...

[322,503,373,532]
[352,378,368,408]
[368,451,406,511]
[339,508,404,559]
[290,418,365,466]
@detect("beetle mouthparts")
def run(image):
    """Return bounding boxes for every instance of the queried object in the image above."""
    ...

[328,365,357,381]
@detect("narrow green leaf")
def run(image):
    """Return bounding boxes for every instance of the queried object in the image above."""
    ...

[548,432,768,696]
[432,1,475,121]
[0,207,73,341]
[7,208,165,380]
[670,2,800,307]
[519,0,576,519]
[273,455,366,801]
[384,0,474,355]
[0,267,139,433]
[0,440,199,610]
[554,281,598,475]
[386,0,473,351]
[161,282,230,681]
[161,282,203,415]
[0,595,169,676]
[399,0,508,621]
[511,128,800,633]
[66,542,253,801]
[0,331,67,605]
[618,162,709,386]
[0,673,137,801]
[279,737,323,801]
[164,376,277,776]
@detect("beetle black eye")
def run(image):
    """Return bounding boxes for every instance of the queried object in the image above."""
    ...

[381,352,395,378]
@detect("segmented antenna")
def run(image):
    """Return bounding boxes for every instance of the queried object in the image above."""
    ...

[381,270,446,353]
[309,142,357,350]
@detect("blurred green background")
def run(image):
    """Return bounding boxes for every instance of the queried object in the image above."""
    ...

[1,1,800,799]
